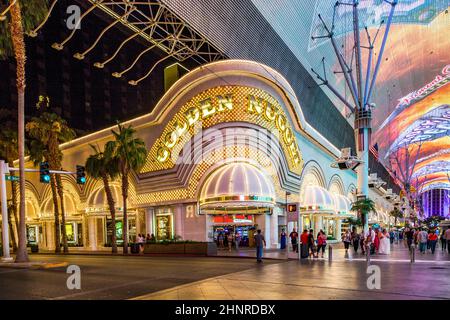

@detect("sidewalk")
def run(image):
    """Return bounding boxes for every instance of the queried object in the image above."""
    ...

[217,242,450,263]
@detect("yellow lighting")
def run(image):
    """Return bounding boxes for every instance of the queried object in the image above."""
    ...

[146,86,303,173]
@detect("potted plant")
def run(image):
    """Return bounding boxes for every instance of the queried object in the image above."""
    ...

[350,198,376,227]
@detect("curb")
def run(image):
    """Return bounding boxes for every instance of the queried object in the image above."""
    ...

[0,261,69,270]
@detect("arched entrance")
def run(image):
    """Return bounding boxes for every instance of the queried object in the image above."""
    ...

[199,162,275,248]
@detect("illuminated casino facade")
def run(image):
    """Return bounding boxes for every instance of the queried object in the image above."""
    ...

[5,0,448,249]
[5,60,398,249]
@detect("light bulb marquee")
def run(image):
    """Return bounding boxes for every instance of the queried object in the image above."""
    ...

[142,86,303,174]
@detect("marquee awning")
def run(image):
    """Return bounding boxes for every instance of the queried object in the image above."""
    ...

[300,186,335,215]
[199,162,275,212]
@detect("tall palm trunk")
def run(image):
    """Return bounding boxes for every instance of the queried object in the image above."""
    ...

[102,174,117,253]
[121,170,129,254]
[11,1,29,263]
[7,205,18,252]
[9,166,20,251]
[56,174,68,253]
[50,174,61,253]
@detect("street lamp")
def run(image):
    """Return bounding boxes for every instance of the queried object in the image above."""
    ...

[285,191,291,259]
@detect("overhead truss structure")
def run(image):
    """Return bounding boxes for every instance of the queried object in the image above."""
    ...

[27,0,225,86]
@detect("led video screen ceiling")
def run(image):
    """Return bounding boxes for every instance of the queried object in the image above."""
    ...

[252,0,449,191]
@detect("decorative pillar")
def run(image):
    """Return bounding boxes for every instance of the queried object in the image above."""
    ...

[174,204,184,240]
[270,208,279,248]
[264,213,271,248]
[88,216,97,250]
[145,207,154,236]
[336,218,342,240]
[205,214,213,242]
[314,215,320,234]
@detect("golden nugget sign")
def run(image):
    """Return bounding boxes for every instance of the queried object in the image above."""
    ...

[144,86,302,173]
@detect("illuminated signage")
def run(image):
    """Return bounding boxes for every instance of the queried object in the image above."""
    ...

[156,94,234,163]
[398,65,449,107]
[150,86,302,172]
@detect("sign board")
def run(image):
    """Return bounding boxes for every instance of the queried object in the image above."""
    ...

[5,175,19,182]
[287,203,298,222]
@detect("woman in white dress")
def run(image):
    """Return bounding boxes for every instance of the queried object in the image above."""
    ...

[378,229,391,254]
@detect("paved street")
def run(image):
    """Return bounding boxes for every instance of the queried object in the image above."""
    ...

[0,255,277,300]
[136,258,450,300]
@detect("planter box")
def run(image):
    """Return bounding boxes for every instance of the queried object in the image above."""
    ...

[185,242,217,256]
[144,243,185,254]
[143,242,217,256]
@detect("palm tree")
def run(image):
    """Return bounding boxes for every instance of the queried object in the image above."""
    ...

[389,207,403,226]
[85,144,120,253]
[106,123,147,254]
[26,112,75,253]
[0,129,20,251]
[1,1,49,262]
[350,198,376,229]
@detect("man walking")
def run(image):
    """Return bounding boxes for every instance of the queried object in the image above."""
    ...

[405,228,414,250]
[289,228,299,253]
[445,228,450,254]
[418,228,428,254]
[254,229,266,262]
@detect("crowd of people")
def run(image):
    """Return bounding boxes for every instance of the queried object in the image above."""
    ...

[402,226,450,254]
[216,231,242,251]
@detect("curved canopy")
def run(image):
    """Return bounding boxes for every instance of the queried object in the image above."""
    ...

[333,194,353,217]
[300,186,335,214]
[200,162,275,212]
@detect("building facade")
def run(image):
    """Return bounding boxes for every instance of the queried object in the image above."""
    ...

[3,60,395,250]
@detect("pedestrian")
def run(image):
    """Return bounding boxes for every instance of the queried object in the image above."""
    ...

[137,233,144,253]
[440,230,447,251]
[317,230,327,258]
[418,228,428,254]
[308,229,317,258]
[364,227,376,255]
[389,229,395,245]
[445,228,450,254]
[405,227,414,250]
[235,231,241,251]
[342,230,351,252]
[218,232,224,249]
[378,229,390,255]
[227,233,233,252]
[428,231,438,254]
[289,228,299,253]
[254,229,266,262]
[374,229,380,253]
[150,233,156,242]
[351,227,360,253]
[300,229,309,258]
[280,228,287,250]
[360,230,366,255]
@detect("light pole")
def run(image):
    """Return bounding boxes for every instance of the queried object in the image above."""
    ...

[311,0,397,232]
[285,191,291,259]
